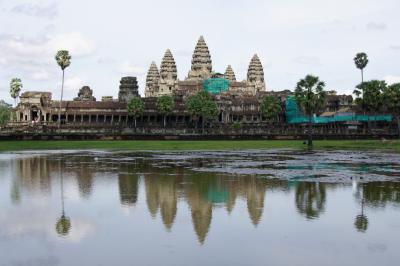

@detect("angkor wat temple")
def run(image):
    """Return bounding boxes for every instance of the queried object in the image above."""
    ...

[6,36,398,139]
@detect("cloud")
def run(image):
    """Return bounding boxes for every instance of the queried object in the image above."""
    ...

[293,56,322,67]
[119,62,146,76]
[60,76,87,92]
[31,69,50,80]
[10,2,58,19]
[389,45,400,50]
[366,22,387,31]
[0,32,94,84]
[48,32,95,57]
[384,75,400,85]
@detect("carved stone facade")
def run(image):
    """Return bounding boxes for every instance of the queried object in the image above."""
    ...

[144,36,267,97]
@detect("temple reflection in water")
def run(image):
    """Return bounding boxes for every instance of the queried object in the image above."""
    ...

[10,154,400,243]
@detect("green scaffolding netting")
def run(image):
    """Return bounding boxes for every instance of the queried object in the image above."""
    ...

[285,96,392,124]
[203,78,229,94]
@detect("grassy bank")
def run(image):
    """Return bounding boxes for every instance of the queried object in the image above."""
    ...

[0,140,399,152]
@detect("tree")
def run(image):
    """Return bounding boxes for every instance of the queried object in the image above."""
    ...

[260,96,282,121]
[186,91,219,132]
[55,50,71,128]
[353,80,386,112]
[127,96,144,128]
[200,97,219,133]
[0,100,11,126]
[383,83,400,136]
[186,93,203,128]
[354,52,369,83]
[9,78,23,107]
[295,75,327,148]
[156,95,174,127]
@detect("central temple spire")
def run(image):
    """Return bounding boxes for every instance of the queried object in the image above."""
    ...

[187,36,212,80]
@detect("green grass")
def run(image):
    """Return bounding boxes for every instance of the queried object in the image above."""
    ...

[0,140,399,152]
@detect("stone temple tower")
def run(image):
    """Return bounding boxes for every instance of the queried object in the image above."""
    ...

[224,65,236,82]
[247,54,266,93]
[118,76,139,102]
[187,36,212,80]
[158,49,178,95]
[145,62,160,97]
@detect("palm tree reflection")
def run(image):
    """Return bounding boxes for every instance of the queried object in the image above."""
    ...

[56,160,71,236]
[354,199,368,233]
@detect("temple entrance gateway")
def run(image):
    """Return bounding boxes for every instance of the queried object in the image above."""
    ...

[31,106,39,122]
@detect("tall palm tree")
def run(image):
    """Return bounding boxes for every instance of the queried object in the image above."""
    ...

[295,75,327,148]
[9,78,23,107]
[55,50,71,128]
[354,52,369,83]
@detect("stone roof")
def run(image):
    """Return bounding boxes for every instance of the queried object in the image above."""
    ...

[160,49,177,81]
[247,54,264,83]
[20,91,52,99]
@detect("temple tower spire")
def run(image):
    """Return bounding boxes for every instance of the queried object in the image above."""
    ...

[247,54,266,93]
[188,36,212,80]
[159,49,178,95]
[144,61,160,97]
[224,65,236,82]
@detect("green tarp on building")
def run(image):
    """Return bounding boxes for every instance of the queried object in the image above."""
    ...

[285,96,392,124]
[203,78,229,94]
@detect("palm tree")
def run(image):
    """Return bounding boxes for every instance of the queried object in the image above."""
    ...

[260,96,282,121]
[55,50,71,128]
[156,95,174,127]
[127,96,144,128]
[354,52,369,83]
[9,78,23,107]
[295,75,327,148]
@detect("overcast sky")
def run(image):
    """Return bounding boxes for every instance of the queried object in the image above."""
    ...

[0,0,399,103]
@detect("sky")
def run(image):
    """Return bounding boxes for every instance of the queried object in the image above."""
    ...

[0,0,399,103]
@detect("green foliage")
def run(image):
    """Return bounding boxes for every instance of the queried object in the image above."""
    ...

[260,96,282,120]
[0,100,11,126]
[354,52,369,70]
[55,50,71,70]
[232,122,241,129]
[383,83,400,115]
[127,96,144,118]
[186,91,219,125]
[9,78,23,104]
[353,80,386,112]
[294,75,327,117]
[156,95,174,115]
[0,140,399,152]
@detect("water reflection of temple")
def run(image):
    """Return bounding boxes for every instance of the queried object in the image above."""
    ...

[11,154,400,243]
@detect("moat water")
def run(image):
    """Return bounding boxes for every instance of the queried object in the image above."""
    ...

[0,150,399,266]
